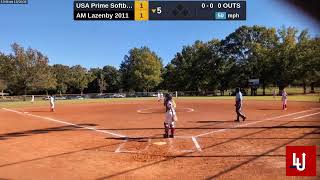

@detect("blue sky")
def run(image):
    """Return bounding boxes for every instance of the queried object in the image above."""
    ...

[0,0,319,69]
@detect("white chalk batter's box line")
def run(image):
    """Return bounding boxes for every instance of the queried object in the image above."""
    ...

[115,136,202,153]
[2,108,319,154]
[115,138,152,153]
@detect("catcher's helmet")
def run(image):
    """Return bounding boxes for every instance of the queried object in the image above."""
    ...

[235,87,240,93]
[165,93,173,101]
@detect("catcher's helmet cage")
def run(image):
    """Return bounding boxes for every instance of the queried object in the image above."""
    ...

[165,93,173,101]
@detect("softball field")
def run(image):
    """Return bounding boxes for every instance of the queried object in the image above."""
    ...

[0,97,319,179]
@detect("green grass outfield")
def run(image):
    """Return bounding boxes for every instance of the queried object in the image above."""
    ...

[255,87,320,95]
[0,94,318,109]
[180,94,319,102]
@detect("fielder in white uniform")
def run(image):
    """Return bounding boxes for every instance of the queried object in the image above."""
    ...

[282,89,288,110]
[157,92,161,101]
[50,95,55,112]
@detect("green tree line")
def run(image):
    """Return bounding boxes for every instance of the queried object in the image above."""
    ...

[0,26,319,96]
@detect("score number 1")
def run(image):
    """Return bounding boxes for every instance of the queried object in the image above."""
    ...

[135,0,148,21]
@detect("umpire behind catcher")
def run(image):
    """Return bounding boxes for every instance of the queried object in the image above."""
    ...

[234,88,246,122]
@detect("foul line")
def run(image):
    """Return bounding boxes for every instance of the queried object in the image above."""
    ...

[195,109,315,138]
[293,112,320,120]
[2,108,126,138]
[192,136,202,151]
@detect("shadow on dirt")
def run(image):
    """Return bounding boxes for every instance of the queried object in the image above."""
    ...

[0,123,97,140]
[99,124,320,131]
[0,142,122,168]
[105,136,166,141]
[256,108,282,110]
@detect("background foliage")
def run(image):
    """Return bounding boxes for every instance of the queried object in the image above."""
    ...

[0,26,319,95]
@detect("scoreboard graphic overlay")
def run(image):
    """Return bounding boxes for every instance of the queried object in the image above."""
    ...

[74,0,246,21]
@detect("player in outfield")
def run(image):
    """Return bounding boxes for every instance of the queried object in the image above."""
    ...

[163,93,177,138]
[234,88,246,122]
[282,89,288,110]
[49,95,55,112]
[157,92,164,102]
[31,95,35,103]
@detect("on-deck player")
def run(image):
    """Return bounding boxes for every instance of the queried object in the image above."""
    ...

[234,88,246,122]
[164,93,177,138]
[282,89,288,110]
[49,95,55,112]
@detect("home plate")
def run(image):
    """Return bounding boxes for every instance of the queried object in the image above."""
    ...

[153,142,167,146]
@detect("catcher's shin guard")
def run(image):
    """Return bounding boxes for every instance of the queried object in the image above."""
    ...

[164,122,169,138]
[169,123,175,138]
[170,128,175,138]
